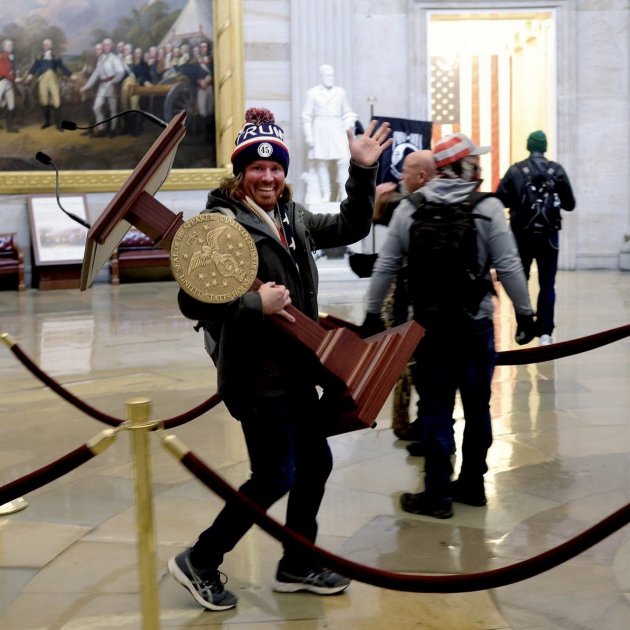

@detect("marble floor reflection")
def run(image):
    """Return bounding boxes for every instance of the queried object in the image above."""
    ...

[0,261,629,629]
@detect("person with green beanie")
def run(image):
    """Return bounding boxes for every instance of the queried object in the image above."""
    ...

[496,130,575,346]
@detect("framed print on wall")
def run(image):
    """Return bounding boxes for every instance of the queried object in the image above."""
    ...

[27,194,89,265]
[0,0,244,194]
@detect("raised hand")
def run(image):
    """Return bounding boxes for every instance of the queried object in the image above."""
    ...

[347,119,393,167]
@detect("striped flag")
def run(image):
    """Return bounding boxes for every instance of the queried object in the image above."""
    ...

[431,55,511,191]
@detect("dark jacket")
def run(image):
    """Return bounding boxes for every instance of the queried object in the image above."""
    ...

[28,56,72,78]
[496,154,575,231]
[177,161,377,414]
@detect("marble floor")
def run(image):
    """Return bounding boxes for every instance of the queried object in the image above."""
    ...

[0,259,629,629]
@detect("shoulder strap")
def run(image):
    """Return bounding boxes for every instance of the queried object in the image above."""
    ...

[521,158,556,182]
[467,191,497,205]
[465,191,495,222]
[408,190,494,220]
[406,190,426,211]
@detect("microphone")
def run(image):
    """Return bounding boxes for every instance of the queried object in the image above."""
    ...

[35,152,92,230]
[61,109,168,132]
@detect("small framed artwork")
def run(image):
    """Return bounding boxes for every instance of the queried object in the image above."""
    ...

[27,194,89,266]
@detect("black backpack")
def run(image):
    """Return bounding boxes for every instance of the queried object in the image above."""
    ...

[514,160,562,234]
[406,191,494,328]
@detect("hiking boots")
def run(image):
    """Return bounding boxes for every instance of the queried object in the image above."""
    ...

[168,548,237,611]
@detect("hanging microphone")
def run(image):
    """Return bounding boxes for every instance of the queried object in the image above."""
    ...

[35,152,92,230]
[61,109,168,131]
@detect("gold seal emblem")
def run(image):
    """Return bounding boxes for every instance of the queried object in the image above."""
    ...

[170,213,258,303]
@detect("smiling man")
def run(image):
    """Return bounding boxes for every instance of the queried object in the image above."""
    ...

[169,107,392,611]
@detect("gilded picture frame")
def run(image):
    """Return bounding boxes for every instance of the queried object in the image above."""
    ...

[0,0,243,195]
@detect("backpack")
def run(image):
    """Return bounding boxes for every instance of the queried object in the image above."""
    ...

[514,160,562,234]
[406,191,494,328]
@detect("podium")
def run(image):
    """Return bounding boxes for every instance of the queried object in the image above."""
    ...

[80,110,424,435]
[80,110,187,292]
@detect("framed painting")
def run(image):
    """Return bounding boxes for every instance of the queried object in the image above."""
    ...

[27,194,89,265]
[0,0,243,194]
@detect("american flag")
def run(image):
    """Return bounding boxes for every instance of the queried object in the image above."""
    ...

[431,55,511,191]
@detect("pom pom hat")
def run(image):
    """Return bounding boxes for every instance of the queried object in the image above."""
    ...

[231,107,290,175]
[433,132,491,169]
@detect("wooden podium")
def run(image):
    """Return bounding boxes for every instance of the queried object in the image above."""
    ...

[80,110,424,435]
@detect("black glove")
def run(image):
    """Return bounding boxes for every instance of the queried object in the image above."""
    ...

[515,312,536,346]
[361,312,386,338]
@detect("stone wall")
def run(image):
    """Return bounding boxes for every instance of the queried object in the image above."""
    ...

[2,0,629,275]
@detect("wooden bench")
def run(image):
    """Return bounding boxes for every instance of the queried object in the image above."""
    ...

[110,228,173,285]
[0,233,25,291]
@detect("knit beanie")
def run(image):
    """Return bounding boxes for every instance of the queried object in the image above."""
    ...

[231,107,290,175]
[526,130,547,153]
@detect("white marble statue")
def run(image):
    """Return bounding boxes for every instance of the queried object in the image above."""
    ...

[301,64,357,203]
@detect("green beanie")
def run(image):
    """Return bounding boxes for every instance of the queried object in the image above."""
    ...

[527,130,547,153]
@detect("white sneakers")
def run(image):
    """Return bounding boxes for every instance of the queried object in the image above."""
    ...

[539,334,552,346]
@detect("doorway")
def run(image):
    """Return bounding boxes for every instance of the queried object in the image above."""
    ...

[427,10,555,191]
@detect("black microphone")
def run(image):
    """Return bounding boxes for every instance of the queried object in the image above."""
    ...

[35,152,92,230]
[61,108,168,131]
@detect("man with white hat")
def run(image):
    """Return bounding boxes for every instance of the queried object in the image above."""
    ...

[364,132,535,518]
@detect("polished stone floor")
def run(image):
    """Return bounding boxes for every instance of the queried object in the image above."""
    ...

[0,260,629,629]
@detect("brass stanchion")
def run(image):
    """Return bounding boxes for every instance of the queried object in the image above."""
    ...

[126,398,160,630]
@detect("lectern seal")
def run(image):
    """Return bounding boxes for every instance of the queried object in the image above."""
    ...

[170,213,259,303]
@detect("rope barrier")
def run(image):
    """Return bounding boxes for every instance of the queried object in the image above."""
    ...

[162,433,630,593]
[0,333,222,429]
[2,323,630,594]
[3,323,629,431]
[496,323,630,365]
[0,429,117,506]
[319,316,630,364]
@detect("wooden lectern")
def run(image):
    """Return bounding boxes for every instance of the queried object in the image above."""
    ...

[80,110,424,435]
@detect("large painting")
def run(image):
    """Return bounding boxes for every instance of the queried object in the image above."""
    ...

[0,0,244,193]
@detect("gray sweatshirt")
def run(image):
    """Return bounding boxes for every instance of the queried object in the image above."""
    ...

[366,177,533,320]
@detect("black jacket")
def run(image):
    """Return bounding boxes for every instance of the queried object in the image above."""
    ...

[177,161,377,414]
[496,154,575,231]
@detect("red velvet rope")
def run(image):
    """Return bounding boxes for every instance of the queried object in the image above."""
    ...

[7,344,222,429]
[178,449,630,593]
[2,320,627,593]
[5,324,629,430]
[0,444,95,505]
[496,323,630,365]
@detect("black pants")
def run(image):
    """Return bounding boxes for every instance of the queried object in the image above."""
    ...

[191,388,333,571]
[513,229,559,337]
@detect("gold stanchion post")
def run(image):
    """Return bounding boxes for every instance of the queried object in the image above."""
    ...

[126,398,160,630]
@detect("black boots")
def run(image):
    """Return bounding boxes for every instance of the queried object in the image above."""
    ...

[6,109,19,133]
[53,107,63,131]
[41,105,51,129]
[41,106,63,131]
